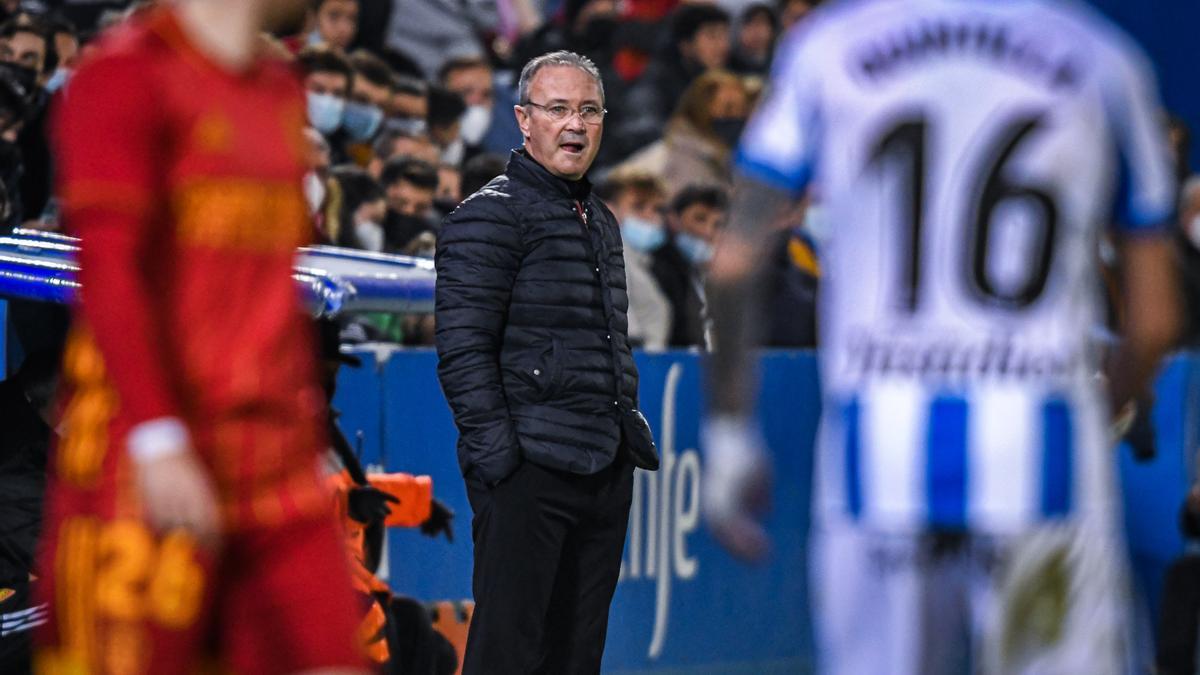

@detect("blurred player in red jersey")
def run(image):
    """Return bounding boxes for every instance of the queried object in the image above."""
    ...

[34,1,371,673]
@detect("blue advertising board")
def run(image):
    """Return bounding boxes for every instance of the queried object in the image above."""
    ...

[332,349,1200,672]
[334,350,818,672]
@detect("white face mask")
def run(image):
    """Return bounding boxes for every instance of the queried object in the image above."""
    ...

[45,67,71,93]
[354,220,385,252]
[675,232,714,265]
[441,138,465,165]
[459,104,492,145]
[303,172,326,215]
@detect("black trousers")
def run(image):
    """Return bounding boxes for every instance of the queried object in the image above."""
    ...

[1158,555,1200,675]
[0,578,38,674]
[462,456,634,675]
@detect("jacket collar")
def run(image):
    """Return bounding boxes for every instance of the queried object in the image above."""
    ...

[506,149,593,201]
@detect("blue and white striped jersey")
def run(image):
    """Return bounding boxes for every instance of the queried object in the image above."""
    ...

[737,0,1176,532]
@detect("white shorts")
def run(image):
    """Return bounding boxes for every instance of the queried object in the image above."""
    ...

[811,516,1133,675]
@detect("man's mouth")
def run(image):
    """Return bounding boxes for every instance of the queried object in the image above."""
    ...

[559,141,585,154]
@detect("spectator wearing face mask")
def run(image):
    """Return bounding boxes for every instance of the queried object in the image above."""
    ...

[598,171,673,350]
[303,127,337,240]
[615,69,750,199]
[40,15,77,94]
[342,50,394,159]
[425,84,467,166]
[0,18,54,223]
[368,126,440,178]
[0,18,53,86]
[729,3,778,76]
[332,166,388,252]
[399,230,438,345]
[390,73,428,128]
[308,0,358,51]
[380,156,438,250]
[439,55,522,157]
[0,63,26,231]
[434,162,461,215]
[298,46,354,148]
[328,162,434,344]
[652,184,728,348]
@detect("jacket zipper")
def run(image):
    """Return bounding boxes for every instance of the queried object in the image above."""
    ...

[575,198,625,410]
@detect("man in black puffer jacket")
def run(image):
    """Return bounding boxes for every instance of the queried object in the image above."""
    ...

[435,50,659,675]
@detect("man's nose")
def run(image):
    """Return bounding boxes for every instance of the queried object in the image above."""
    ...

[564,113,587,133]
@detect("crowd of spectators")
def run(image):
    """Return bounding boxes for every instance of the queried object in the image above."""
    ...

[0,0,825,350]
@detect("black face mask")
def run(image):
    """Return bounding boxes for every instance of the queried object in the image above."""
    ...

[710,117,746,148]
[385,211,436,247]
[0,62,38,105]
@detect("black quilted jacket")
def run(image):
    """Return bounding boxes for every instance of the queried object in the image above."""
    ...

[435,150,639,484]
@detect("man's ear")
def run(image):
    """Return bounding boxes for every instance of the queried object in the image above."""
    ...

[514,104,531,140]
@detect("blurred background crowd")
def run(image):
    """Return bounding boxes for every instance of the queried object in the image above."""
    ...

[2,0,1200,352]
[0,0,823,352]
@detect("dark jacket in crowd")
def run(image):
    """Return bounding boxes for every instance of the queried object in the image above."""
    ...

[435,150,639,485]
[652,236,707,348]
[18,100,52,223]
[612,50,704,162]
[384,210,436,251]
[762,227,819,348]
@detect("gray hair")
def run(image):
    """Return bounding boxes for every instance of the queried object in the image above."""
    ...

[517,51,605,106]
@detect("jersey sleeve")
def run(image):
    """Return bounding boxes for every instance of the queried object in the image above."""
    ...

[734,28,823,195]
[55,50,184,430]
[1101,38,1176,234]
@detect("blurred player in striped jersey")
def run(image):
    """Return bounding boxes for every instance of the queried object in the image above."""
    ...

[704,1,1182,673]
[34,1,369,673]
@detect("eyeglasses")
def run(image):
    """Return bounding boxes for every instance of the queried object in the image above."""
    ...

[522,101,606,124]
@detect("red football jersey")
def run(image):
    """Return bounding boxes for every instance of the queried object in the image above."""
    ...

[53,8,329,529]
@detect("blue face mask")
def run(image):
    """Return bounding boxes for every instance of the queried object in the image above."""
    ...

[675,232,714,265]
[621,216,666,252]
[385,116,426,135]
[342,101,383,142]
[44,68,71,94]
[307,92,345,135]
